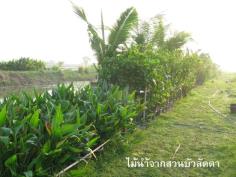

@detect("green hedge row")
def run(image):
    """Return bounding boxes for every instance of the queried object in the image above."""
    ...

[0,58,46,71]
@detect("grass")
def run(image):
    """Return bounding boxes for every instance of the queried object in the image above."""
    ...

[66,73,236,177]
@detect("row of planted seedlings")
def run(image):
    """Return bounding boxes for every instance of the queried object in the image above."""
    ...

[0,83,141,176]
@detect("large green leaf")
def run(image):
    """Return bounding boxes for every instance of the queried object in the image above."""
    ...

[86,137,99,148]
[0,136,10,146]
[61,124,77,136]
[24,171,33,177]
[152,16,165,48]
[164,31,191,51]
[5,154,17,176]
[51,105,64,138]
[73,4,105,64]
[108,7,138,55]
[29,110,40,128]
[72,4,88,23]
[0,105,7,127]
[0,127,12,136]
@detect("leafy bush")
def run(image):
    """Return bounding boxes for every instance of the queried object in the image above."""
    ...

[99,46,218,117]
[0,58,46,71]
[78,66,89,74]
[0,83,140,176]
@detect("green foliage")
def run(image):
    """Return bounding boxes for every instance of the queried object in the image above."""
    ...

[72,76,236,177]
[100,45,218,118]
[0,105,7,127]
[107,7,138,56]
[0,84,140,176]
[133,16,191,51]
[0,57,46,71]
[99,46,158,91]
[78,66,89,74]
[73,4,138,64]
[97,15,218,120]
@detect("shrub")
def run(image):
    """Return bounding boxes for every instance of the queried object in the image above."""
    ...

[99,46,218,118]
[0,83,140,176]
[0,58,46,71]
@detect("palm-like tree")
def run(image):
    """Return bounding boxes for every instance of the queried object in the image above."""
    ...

[133,16,191,51]
[72,4,138,64]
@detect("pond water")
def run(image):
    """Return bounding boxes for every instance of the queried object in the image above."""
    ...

[0,81,89,102]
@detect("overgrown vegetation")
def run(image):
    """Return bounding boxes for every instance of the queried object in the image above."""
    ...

[0,3,220,177]
[70,75,236,177]
[0,58,46,71]
[73,5,138,65]
[100,46,218,117]
[73,5,218,120]
[0,84,140,176]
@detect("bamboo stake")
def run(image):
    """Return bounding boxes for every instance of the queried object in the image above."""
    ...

[143,87,147,122]
[171,144,181,159]
[56,139,110,177]
[208,100,226,118]
[207,89,227,118]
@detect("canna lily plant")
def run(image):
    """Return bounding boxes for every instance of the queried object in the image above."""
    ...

[0,83,140,176]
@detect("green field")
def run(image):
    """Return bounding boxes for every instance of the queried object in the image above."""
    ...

[67,74,236,177]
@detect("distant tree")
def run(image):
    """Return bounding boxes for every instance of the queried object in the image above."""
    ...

[82,56,91,67]
[0,57,46,71]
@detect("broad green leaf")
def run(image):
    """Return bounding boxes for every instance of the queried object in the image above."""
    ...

[15,114,31,136]
[42,141,51,154]
[86,137,99,148]
[80,114,87,126]
[51,105,63,138]
[5,154,17,176]
[0,127,13,136]
[0,105,7,127]
[27,154,42,171]
[30,110,40,128]
[56,139,67,148]
[68,146,83,153]
[96,103,102,115]
[76,110,81,125]
[108,7,138,58]
[0,136,10,146]
[120,107,128,118]
[61,124,76,136]
[45,148,62,156]
[24,171,33,177]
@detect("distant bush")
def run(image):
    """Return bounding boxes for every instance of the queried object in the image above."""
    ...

[0,58,46,71]
[78,66,89,74]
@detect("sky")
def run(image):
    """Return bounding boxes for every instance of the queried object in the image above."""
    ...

[0,0,235,71]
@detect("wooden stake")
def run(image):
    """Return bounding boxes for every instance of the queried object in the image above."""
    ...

[56,139,110,177]
[171,144,181,159]
[143,87,147,122]
[208,100,226,118]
